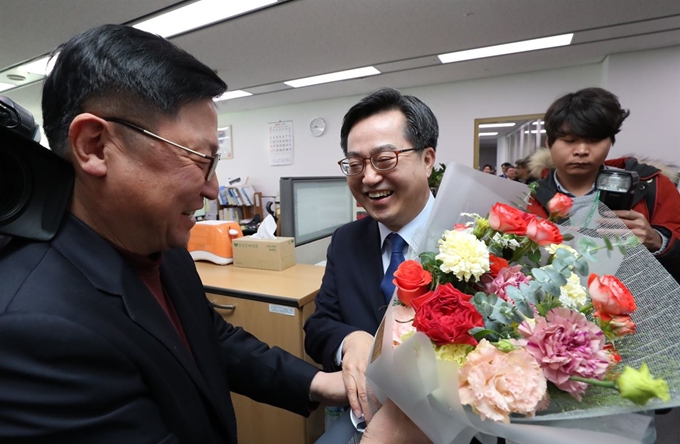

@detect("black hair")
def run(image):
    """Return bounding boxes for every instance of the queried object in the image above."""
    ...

[544,87,630,147]
[482,164,493,170]
[501,162,512,168]
[339,87,438,155]
[514,158,528,168]
[42,24,227,158]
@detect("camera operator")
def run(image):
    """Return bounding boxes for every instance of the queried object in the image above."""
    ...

[527,87,680,283]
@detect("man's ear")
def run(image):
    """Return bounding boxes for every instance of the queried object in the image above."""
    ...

[68,114,109,177]
[422,147,436,177]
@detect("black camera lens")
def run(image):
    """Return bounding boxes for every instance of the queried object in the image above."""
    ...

[0,147,32,223]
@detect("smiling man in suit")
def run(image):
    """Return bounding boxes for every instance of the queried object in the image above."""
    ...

[0,24,348,443]
[304,88,438,426]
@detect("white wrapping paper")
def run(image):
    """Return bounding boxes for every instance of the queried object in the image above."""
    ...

[365,163,680,443]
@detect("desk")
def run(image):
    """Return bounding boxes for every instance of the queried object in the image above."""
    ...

[195,262,325,444]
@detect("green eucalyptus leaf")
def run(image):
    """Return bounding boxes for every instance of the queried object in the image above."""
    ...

[516,299,534,319]
[485,319,503,332]
[532,268,549,282]
[555,248,576,264]
[580,248,599,262]
[573,257,590,276]
[541,280,562,297]
[545,267,568,286]
[626,235,641,247]
[491,300,513,324]
[577,237,597,251]
[505,285,523,303]
[519,282,540,305]
[472,292,494,317]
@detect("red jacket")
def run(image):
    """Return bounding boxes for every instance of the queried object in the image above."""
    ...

[527,157,680,283]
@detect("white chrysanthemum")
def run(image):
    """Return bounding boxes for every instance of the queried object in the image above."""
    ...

[492,232,521,250]
[558,272,588,309]
[545,243,578,256]
[436,230,490,281]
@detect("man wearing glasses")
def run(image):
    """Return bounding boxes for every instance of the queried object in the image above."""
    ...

[0,24,351,443]
[304,87,438,441]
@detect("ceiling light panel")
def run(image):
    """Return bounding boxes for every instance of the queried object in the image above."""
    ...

[214,90,253,101]
[284,67,380,88]
[134,0,278,38]
[439,33,573,64]
[478,132,499,136]
[0,82,15,92]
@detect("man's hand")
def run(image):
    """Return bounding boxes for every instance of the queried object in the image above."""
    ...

[613,210,662,251]
[361,399,432,444]
[309,371,348,406]
[341,330,376,420]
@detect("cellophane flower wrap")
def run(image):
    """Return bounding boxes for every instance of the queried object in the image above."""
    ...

[365,163,680,444]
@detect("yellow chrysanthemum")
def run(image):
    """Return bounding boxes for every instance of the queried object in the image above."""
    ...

[558,272,588,309]
[545,243,578,256]
[436,230,490,281]
[434,343,474,366]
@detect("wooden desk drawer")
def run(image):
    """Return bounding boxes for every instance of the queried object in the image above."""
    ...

[207,292,323,443]
[208,293,303,357]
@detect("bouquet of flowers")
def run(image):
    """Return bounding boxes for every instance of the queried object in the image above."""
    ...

[365,163,680,444]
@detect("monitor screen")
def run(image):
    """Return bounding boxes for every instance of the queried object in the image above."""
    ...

[279,176,354,246]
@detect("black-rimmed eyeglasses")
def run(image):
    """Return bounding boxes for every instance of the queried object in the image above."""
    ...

[102,117,220,181]
[338,148,419,176]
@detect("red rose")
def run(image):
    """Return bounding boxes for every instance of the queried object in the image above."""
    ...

[393,260,432,306]
[488,203,533,235]
[525,218,563,246]
[547,193,573,218]
[588,274,637,319]
[488,254,509,277]
[411,283,483,346]
[608,314,636,337]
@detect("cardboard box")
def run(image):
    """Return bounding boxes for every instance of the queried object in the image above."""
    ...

[232,236,296,271]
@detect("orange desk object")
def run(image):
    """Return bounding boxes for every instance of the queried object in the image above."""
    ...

[187,220,243,265]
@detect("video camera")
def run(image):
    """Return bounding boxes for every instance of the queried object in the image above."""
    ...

[0,96,74,241]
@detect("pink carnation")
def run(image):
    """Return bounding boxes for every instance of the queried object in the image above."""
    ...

[459,339,547,423]
[481,265,532,301]
[518,308,610,400]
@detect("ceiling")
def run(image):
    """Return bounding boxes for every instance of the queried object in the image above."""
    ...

[2,0,680,122]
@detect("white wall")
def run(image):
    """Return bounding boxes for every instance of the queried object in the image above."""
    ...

[216,45,680,197]
[215,95,360,199]
[604,46,680,163]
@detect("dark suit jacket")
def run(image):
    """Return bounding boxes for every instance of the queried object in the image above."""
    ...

[0,215,318,444]
[304,216,386,371]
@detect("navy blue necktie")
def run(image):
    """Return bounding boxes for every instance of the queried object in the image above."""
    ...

[380,233,407,304]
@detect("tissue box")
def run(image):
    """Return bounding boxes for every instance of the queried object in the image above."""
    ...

[232,236,296,271]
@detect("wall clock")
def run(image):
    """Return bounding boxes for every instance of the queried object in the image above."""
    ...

[309,117,326,137]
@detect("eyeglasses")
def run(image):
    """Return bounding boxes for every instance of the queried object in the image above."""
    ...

[338,148,419,176]
[102,117,220,181]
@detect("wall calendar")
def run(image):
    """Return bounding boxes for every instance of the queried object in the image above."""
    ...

[268,120,294,166]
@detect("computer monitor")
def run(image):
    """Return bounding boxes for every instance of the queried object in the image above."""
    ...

[279,176,353,246]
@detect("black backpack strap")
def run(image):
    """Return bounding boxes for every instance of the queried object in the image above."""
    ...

[623,157,659,219]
